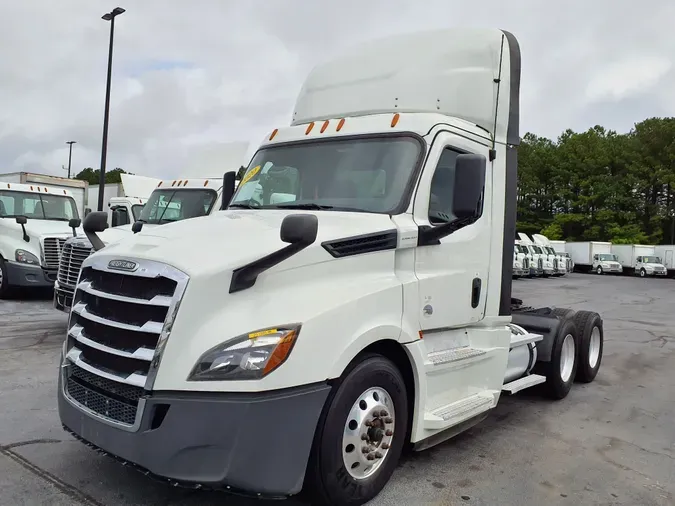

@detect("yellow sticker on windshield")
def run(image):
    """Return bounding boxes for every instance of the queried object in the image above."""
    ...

[241,165,261,186]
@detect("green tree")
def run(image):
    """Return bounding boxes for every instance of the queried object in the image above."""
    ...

[74,167,129,185]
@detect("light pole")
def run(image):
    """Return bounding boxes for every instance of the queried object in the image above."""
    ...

[66,141,76,179]
[98,6,125,211]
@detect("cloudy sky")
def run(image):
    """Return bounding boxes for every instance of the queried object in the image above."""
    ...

[1,0,673,180]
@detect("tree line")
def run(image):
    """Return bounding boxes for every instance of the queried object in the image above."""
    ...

[517,117,675,245]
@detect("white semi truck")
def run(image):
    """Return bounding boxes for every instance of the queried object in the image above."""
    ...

[0,181,83,297]
[57,29,606,506]
[53,176,229,312]
[86,173,160,227]
[611,244,667,277]
[518,233,553,276]
[0,172,88,218]
[532,234,566,277]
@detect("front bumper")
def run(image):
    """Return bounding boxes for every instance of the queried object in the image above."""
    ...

[58,368,331,497]
[53,281,75,312]
[646,270,667,277]
[529,266,543,277]
[5,261,54,288]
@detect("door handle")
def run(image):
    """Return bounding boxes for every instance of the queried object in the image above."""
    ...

[471,278,482,308]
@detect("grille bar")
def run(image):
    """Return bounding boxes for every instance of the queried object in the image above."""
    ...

[69,324,155,361]
[67,348,147,388]
[71,302,165,334]
[58,242,94,291]
[77,280,172,307]
[43,237,67,269]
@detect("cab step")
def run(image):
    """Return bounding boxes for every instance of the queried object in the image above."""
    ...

[426,347,486,366]
[424,392,495,430]
[502,374,546,394]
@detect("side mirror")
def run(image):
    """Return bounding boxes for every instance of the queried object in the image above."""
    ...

[69,218,81,237]
[280,214,318,245]
[220,171,237,210]
[15,215,29,242]
[84,208,91,217]
[132,221,143,234]
[451,153,486,220]
[83,211,108,251]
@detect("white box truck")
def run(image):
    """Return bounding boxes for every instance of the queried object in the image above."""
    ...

[549,240,574,272]
[566,241,621,274]
[654,245,675,275]
[611,244,667,277]
[86,173,160,226]
[0,172,87,218]
[57,28,607,505]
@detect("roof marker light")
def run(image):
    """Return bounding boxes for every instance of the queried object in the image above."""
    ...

[305,122,315,135]
[320,120,329,133]
[269,128,279,140]
[391,113,400,128]
[336,118,346,131]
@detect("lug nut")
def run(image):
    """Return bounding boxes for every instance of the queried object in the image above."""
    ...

[362,446,370,454]
[374,452,383,459]
[381,443,390,449]
[365,420,373,427]
[380,410,389,417]
[385,429,393,436]
[367,454,376,461]
[361,434,368,441]
[384,417,393,424]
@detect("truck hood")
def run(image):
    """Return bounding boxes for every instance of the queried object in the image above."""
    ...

[1,218,82,240]
[97,210,396,277]
[643,262,665,268]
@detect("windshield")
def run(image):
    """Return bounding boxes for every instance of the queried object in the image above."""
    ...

[516,244,528,254]
[642,256,661,263]
[131,204,144,221]
[598,254,617,261]
[138,189,217,224]
[0,190,79,221]
[532,246,543,254]
[229,136,422,214]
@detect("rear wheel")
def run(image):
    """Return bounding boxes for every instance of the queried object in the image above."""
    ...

[573,311,603,383]
[539,317,578,399]
[305,354,408,506]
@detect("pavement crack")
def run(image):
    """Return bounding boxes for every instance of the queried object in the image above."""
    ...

[1,438,62,450]
[0,446,104,506]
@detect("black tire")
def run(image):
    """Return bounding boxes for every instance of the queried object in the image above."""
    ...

[539,317,578,400]
[551,307,576,320]
[304,354,408,506]
[0,257,11,299]
[596,266,603,275]
[573,311,603,383]
[640,268,646,278]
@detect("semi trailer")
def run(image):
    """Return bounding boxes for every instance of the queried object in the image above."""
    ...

[57,28,606,506]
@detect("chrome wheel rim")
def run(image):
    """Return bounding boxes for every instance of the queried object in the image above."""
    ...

[588,326,601,368]
[560,333,576,382]
[342,387,395,480]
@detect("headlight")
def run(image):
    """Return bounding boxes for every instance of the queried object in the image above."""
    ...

[188,325,301,381]
[15,249,40,265]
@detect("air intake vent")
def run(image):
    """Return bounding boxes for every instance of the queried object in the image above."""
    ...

[322,230,398,258]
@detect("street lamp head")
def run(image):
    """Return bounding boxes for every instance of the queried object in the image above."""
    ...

[66,140,77,145]
[102,7,125,21]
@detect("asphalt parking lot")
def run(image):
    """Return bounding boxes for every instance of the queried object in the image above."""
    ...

[1,274,674,506]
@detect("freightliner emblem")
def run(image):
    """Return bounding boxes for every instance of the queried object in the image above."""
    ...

[108,259,138,272]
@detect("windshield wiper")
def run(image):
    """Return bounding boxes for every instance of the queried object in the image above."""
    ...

[268,203,334,210]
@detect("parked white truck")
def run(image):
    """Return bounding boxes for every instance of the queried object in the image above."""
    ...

[550,240,574,272]
[518,233,552,276]
[567,241,621,274]
[0,181,83,297]
[611,244,667,277]
[533,234,566,277]
[86,173,160,227]
[53,176,229,312]
[57,28,606,506]
[654,245,675,275]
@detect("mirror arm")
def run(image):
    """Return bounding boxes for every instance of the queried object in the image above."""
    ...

[21,224,29,243]
[417,216,477,246]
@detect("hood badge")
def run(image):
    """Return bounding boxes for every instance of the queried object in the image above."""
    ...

[108,259,138,272]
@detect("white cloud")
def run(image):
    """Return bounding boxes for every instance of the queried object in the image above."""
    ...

[1,0,674,178]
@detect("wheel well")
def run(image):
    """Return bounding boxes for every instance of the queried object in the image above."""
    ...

[354,339,416,450]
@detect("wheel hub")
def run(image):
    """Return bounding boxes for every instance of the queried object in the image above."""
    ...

[342,387,395,480]
[559,333,576,382]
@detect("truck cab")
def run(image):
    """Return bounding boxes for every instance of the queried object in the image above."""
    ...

[0,181,82,297]
[635,255,667,277]
[57,28,605,506]
[593,253,622,275]
[53,177,227,312]
[513,242,531,278]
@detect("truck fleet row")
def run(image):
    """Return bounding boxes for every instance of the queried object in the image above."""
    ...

[52,28,610,506]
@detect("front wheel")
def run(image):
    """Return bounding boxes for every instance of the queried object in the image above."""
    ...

[640,268,646,278]
[305,354,409,506]
[596,266,603,275]
[0,258,11,299]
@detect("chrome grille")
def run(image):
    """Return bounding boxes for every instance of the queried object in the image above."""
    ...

[58,242,94,292]
[523,257,529,269]
[538,258,543,270]
[43,237,67,269]
[62,256,188,427]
